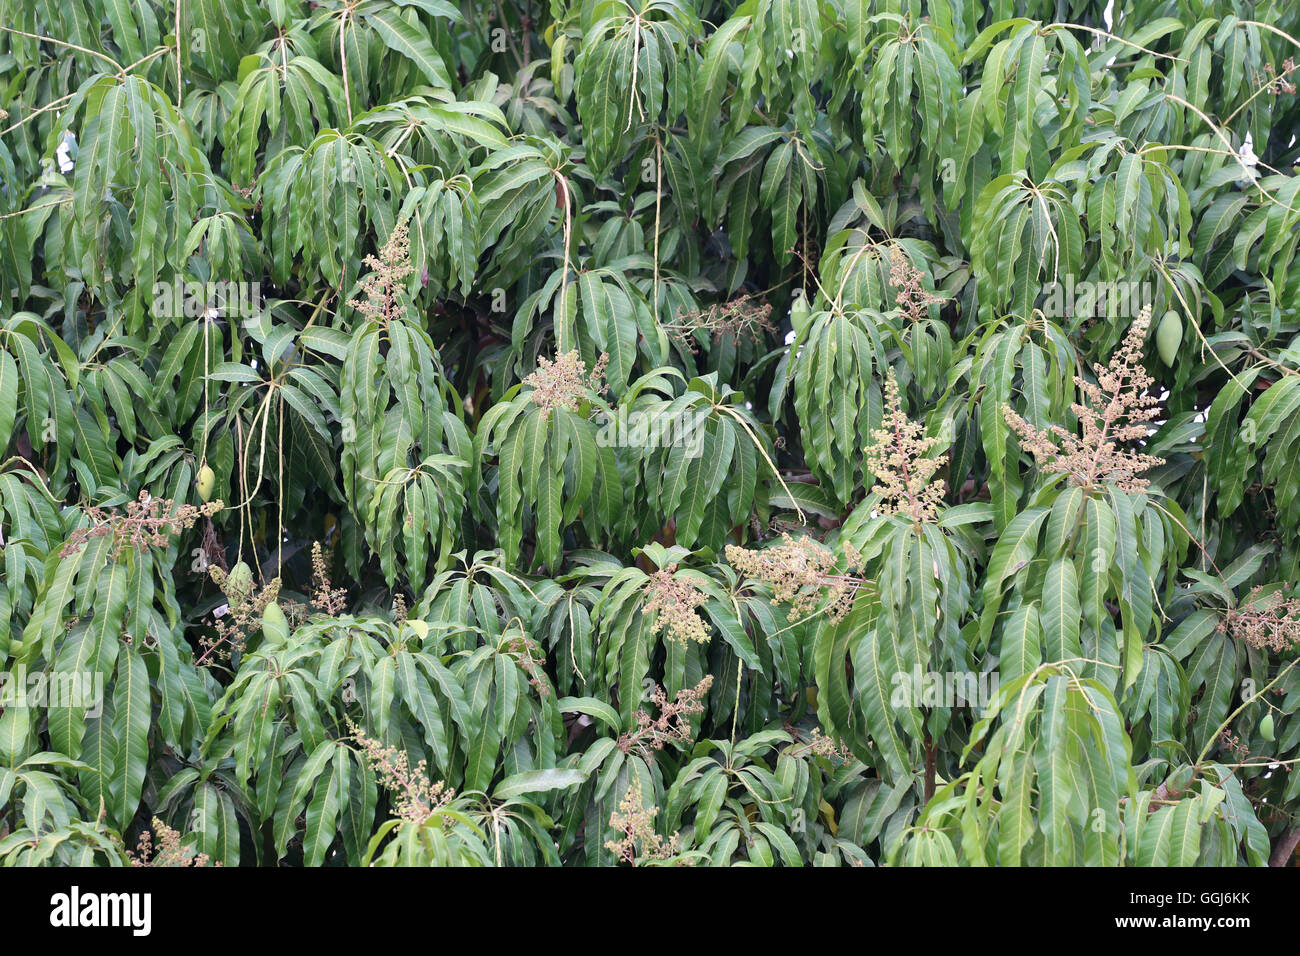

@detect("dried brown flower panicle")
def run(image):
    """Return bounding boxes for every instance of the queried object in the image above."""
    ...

[129,817,216,867]
[351,722,454,826]
[664,293,775,352]
[889,246,945,323]
[349,219,414,326]
[310,541,348,616]
[864,372,947,525]
[1220,585,1300,653]
[60,491,223,559]
[725,534,869,623]
[618,675,713,756]
[523,349,608,418]
[642,563,710,645]
[605,779,689,865]
[1003,306,1165,493]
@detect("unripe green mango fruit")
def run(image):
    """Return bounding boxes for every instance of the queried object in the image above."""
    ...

[196,463,216,502]
[1156,309,1182,366]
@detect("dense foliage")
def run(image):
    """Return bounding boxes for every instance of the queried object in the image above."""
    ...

[2,0,1300,867]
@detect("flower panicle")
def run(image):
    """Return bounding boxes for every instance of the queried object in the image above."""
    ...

[641,563,710,645]
[310,541,348,616]
[60,491,223,559]
[617,675,714,756]
[524,349,608,417]
[1003,305,1165,492]
[664,293,775,352]
[350,721,454,826]
[889,246,946,323]
[128,817,217,867]
[864,372,948,524]
[349,219,414,325]
[201,570,280,664]
[604,779,689,865]
[725,534,869,623]
[1220,585,1300,653]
